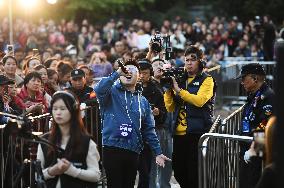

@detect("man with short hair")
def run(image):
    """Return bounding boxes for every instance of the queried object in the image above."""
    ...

[149,58,174,188]
[237,63,274,188]
[94,59,170,188]
[164,45,216,188]
[68,69,96,105]
[137,59,167,188]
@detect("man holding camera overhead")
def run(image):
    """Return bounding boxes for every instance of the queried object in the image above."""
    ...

[164,45,216,188]
[137,59,167,188]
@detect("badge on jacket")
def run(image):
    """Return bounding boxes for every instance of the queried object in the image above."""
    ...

[193,82,200,86]
[115,123,133,139]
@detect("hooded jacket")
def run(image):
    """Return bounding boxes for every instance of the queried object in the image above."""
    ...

[94,71,162,156]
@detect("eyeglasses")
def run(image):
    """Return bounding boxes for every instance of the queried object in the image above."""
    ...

[185,54,198,62]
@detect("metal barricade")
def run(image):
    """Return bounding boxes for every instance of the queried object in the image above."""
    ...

[198,105,247,188]
[82,104,101,144]
[220,105,244,135]
[198,133,253,188]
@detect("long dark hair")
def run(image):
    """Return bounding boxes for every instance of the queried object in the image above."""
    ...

[47,91,88,159]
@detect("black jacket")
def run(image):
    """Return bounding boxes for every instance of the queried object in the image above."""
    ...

[40,133,95,188]
[69,86,97,106]
[141,80,166,127]
[241,83,274,135]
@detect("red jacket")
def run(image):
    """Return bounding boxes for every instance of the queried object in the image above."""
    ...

[14,86,48,112]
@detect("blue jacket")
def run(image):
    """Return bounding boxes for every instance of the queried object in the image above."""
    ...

[94,72,162,156]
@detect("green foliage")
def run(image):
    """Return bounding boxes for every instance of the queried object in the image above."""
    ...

[49,0,283,25]
[212,0,284,23]
[66,0,155,13]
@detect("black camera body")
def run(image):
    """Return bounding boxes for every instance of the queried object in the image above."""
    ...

[151,31,163,53]
[160,67,185,88]
[151,31,174,60]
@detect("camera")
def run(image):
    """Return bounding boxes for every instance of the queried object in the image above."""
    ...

[7,44,14,54]
[160,67,186,88]
[150,31,174,60]
[151,31,163,53]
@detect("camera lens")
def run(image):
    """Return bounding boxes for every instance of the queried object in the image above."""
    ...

[151,42,161,53]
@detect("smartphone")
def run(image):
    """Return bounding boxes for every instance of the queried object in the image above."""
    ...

[7,44,14,54]
[33,48,39,56]
[4,85,9,96]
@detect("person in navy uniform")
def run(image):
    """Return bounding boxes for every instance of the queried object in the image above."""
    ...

[68,69,97,105]
[237,63,274,188]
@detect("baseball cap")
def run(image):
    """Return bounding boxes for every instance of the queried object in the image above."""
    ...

[71,69,85,79]
[0,74,15,85]
[236,63,266,79]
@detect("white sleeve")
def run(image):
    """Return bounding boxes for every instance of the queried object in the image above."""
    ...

[64,140,101,182]
[36,144,55,180]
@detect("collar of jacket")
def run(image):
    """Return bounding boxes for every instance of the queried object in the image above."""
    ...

[247,82,269,101]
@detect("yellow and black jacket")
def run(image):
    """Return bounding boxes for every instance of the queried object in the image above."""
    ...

[164,72,215,135]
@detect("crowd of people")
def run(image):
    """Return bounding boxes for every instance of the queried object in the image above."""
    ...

[0,15,283,72]
[0,15,282,188]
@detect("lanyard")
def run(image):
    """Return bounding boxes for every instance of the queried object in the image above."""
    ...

[244,90,262,120]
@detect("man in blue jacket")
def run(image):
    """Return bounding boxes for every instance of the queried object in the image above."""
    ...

[94,59,170,188]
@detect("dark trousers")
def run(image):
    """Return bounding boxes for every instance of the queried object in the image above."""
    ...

[138,144,152,188]
[239,143,262,188]
[173,134,202,188]
[103,146,139,188]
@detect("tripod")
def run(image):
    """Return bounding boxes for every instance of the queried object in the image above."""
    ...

[12,137,47,188]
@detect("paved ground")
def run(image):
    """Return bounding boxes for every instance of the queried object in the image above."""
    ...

[134,174,180,188]
[98,173,180,187]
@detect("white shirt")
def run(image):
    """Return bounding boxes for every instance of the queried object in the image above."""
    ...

[37,139,101,188]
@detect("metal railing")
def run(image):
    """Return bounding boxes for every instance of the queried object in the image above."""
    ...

[198,133,253,188]
[0,104,106,187]
[220,105,244,135]
[198,104,249,188]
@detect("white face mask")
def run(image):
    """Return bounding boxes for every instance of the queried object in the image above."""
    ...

[119,65,139,87]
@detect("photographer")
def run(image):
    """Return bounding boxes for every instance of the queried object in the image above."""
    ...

[150,58,174,188]
[137,60,167,188]
[164,45,215,188]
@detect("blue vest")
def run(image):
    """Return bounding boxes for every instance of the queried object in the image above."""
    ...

[173,72,215,134]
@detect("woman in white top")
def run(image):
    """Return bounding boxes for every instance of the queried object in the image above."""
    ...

[37,91,101,188]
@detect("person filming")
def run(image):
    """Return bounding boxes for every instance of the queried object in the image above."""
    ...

[164,45,216,188]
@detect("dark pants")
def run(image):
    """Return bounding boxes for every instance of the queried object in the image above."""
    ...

[103,146,139,188]
[173,134,202,188]
[239,143,262,188]
[138,144,152,188]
